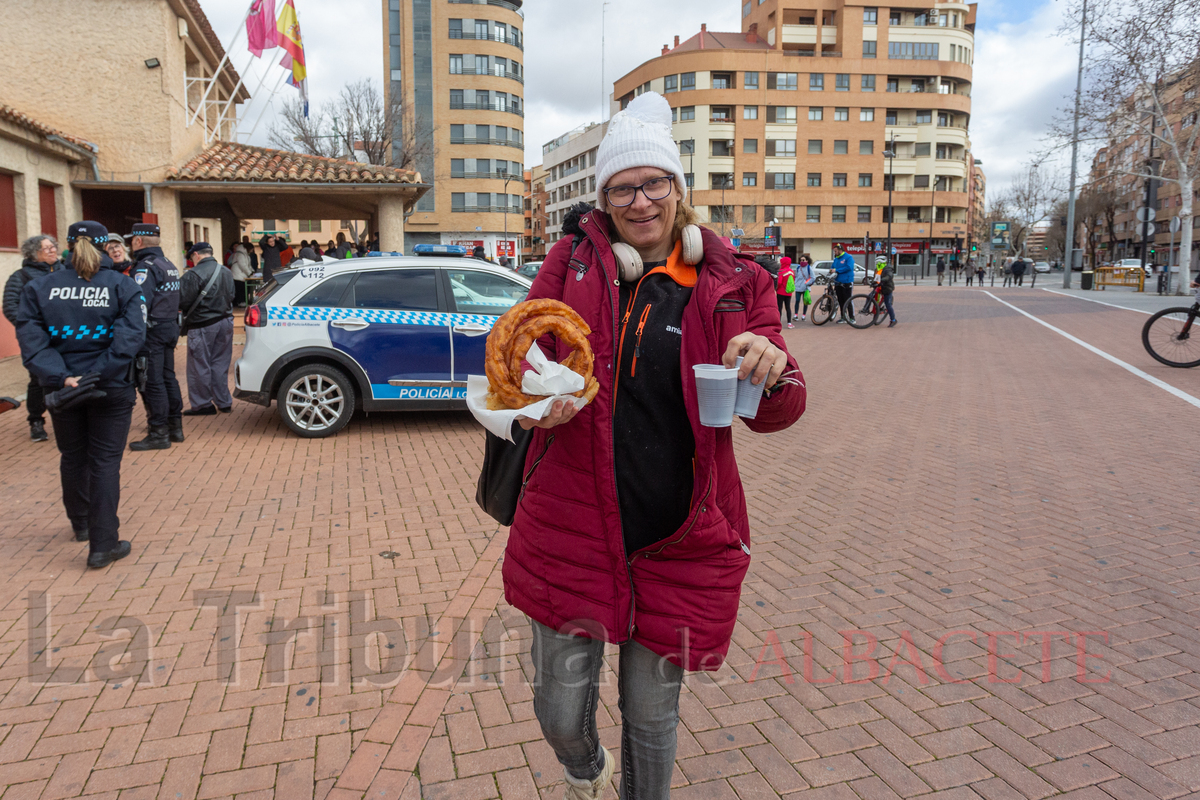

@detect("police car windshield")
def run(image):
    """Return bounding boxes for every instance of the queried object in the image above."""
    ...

[254,270,300,303]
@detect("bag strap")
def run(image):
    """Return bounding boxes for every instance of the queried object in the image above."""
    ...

[184,263,223,323]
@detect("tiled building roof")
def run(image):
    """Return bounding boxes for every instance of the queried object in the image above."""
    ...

[167,142,423,184]
[669,30,770,52]
[0,104,96,152]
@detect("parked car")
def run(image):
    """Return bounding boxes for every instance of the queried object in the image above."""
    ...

[1115,258,1151,273]
[234,248,532,437]
[516,260,543,280]
[812,260,868,284]
[1032,261,1051,273]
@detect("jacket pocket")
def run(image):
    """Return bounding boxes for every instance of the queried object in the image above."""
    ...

[518,433,554,503]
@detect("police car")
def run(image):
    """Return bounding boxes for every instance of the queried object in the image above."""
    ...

[234,245,532,437]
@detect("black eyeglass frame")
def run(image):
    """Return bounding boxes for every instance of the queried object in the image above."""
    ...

[603,175,676,208]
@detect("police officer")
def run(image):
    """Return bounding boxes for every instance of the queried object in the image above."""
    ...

[15,221,146,568]
[127,223,184,450]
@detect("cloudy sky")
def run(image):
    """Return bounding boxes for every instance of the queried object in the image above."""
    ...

[203,0,1083,198]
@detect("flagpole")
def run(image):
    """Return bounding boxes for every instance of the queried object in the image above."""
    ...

[233,51,284,141]
[242,69,290,142]
[188,1,257,127]
[213,52,260,143]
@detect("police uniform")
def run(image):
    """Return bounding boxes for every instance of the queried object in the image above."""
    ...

[128,224,184,449]
[15,221,146,567]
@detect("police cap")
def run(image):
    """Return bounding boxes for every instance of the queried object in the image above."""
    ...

[66,220,110,245]
[128,223,160,238]
[187,242,214,258]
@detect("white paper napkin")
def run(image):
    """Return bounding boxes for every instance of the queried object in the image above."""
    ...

[466,343,589,442]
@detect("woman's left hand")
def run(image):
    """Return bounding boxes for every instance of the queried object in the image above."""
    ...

[722,333,787,388]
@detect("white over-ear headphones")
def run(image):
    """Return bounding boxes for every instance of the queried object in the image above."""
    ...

[611,224,704,283]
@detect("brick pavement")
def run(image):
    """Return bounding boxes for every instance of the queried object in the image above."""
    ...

[0,285,1198,799]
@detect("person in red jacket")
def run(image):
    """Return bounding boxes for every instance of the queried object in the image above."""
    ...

[507,92,805,800]
[776,254,796,328]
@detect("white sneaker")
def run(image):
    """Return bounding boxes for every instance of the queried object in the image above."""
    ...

[564,746,615,800]
[787,322,794,328]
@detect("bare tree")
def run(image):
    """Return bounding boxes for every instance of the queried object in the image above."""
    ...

[991,163,1060,256]
[1077,180,1119,268]
[1055,0,1200,291]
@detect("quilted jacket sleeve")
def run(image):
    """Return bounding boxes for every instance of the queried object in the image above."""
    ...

[737,267,806,434]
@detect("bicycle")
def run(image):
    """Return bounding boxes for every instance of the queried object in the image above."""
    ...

[847,279,888,329]
[809,279,840,325]
[1142,300,1200,368]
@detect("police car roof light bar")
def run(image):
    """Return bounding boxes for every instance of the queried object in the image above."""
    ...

[413,244,468,257]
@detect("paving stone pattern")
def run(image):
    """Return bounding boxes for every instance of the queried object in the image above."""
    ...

[0,286,1198,799]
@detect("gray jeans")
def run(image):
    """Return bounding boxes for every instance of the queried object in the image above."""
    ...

[530,619,683,799]
[185,317,234,409]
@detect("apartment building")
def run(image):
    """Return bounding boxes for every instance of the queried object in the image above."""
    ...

[523,164,549,261]
[382,0,526,259]
[542,122,609,244]
[609,0,976,266]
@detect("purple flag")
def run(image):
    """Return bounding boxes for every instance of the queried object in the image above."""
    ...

[246,0,277,58]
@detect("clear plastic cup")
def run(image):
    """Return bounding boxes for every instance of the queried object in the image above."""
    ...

[693,364,738,427]
[733,356,765,419]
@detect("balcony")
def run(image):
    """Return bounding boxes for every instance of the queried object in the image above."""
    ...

[451,204,523,214]
[448,0,523,18]
[448,30,523,50]
[449,137,524,149]
[449,99,524,117]
[781,50,843,57]
[781,25,839,47]
[448,66,524,84]
[451,171,523,180]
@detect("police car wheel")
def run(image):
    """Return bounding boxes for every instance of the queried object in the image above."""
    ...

[277,364,355,437]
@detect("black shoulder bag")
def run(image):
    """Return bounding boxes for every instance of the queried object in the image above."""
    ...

[474,231,585,526]
[180,264,223,335]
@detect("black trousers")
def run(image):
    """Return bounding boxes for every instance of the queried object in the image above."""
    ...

[776,294,793,323]
[140,325,183,427]
[835,283,854,318]
[26,371,46,422]
[50,384,135,554]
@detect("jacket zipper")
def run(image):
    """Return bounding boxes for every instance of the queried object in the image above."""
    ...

[631,304,652,377]
[611,281,642,404]
[517,434,554,503]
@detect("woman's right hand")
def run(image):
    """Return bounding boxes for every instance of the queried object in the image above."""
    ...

[63,376,81,388]
[518,399,580,430]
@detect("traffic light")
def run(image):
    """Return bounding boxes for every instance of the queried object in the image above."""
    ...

[971,244,977,251]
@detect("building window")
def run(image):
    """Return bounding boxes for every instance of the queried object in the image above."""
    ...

[711,139,733,157]
[883,175,895,190]
[769,172,795,190]
[808,139,822,154]
[889,10,902,24]
[712,72,733,89]
[681,72,696,90]
[298,220,322,232]
[859,173,873,187]
[679,139,695,154]
[832,173,847,187]
[835,74,850,91]
[711,173,734,190]
[665,74,678,92]
[916,109,932,124]
[742,205,757,223]
[766,106,797,123]
[886,78,899,93]
[808,107,823,121]
[767,72,798,90]
[451,193,465,211]
[914,174,930,188]
[765,205,796,221]
[710,205,734,223]
[860,140,874,154]
[680,106,696,120]
[743,172,757,186]
[833,140,848,154]
[671,107,678,122]
[863,41,877,58]
[863,75,876,91]
[938,112,951,127]
[807,173,821,187]
[832,206,846,223]
[859,108,875,122]
[744,105,758,119]
[711,106,733,121]
[834,107,849,121]
[915,142,931,157]
[858,206,872,222]
[806,206,820,223]
[907,207,923,221]
[885,109,897,124]
[889,42,940,60]
[767,139,796,156]
[744,71,759,89]
[684,173,694,188]
[743,138,758,153]
[0,173,16,248]
[449,54,463,74]
[810,74,824,91]
[864,7,878,23]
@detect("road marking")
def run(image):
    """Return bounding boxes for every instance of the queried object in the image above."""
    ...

[1040,288,1155,315]
[984,291,1200,410]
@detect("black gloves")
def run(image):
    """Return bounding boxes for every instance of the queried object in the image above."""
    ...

[45,373,105,413]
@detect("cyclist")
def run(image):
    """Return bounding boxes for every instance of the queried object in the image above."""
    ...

[832,244,857,323]
[879,257,897,327]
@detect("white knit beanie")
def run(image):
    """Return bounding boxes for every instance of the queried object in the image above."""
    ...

[594,92,688,211]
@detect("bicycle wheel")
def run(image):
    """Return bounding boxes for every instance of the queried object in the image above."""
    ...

[873,296,888,326]
[1142,306,1200,368]
[811,294,835,325]
[847,294,879,329]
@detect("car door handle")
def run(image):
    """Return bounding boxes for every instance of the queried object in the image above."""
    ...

[453,324,491,336]
[330,319,369,330]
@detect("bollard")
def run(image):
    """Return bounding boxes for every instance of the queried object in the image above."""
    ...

[1031,270,1037,288]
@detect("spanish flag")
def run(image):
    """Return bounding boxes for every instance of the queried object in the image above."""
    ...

[276,0,309,116]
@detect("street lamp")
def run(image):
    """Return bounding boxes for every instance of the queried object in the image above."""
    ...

[1062,0,1087,289]
[720,174,734,236]
[884,133,898,281]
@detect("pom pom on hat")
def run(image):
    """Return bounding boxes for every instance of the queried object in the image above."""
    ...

[595,92,688,210]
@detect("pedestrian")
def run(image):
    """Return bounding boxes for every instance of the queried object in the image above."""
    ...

[180,242,235,417]
[472,245,487,261]
[15,221,145,567]
[257,234,285,282]
[936,255,946,286]
[793,253,815,321]
[298,246,319,261]
[105,235,135,276]
[508,92,805,800]
[4,234,62,442]
[776,254,795,328]
[229,242,252,307]
[1002,259,1013,287]
[280,238,295,266]
[832,244,857,323]
[881,260,898,327]
[1012,257,1027,286]
[499,254,511,269]
[965,264,974,286]
[976,265,985,286]
[127,224,184,451]
[241,236,259,272]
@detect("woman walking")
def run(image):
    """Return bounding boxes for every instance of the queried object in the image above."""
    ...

[506,93,805,799]
[15,221,146,567]
[793,254,816,321]
[776,254,796,328]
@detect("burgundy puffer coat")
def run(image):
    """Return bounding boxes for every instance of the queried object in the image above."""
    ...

[502,212,806,671]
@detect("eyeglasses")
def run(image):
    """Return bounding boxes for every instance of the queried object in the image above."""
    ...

[39,242,57,252]
[603,176,674,208]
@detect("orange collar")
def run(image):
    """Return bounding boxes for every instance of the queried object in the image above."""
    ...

[644,241,697,287]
